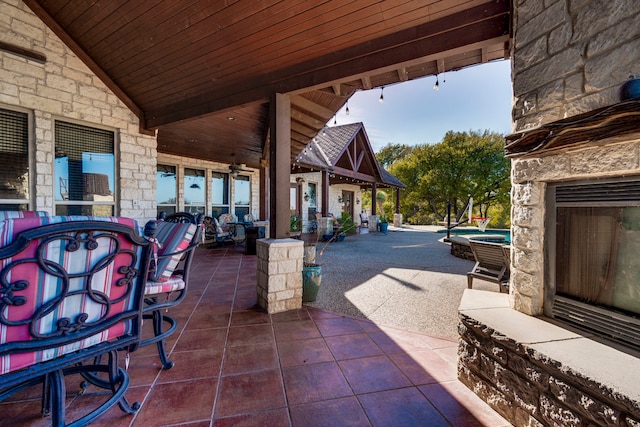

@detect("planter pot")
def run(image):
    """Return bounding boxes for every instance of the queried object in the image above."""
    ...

[379,222,388,233]
[302,263,322,302]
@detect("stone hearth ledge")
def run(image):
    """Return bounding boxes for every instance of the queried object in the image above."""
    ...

[458,289,640,424]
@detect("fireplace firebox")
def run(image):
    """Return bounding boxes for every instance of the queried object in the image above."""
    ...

[545,178,640,350]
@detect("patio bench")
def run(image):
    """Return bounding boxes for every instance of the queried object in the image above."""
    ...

[467,239,510,293]
[0,215,156,426]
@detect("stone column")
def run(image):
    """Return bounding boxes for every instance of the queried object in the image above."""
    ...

[393,213,402,227]
[317,217,333,237]
[256,238,304,313]
[368,215,379,232]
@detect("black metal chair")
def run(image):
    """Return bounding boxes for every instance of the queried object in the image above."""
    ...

[0,216,155,426]
[141,212,203,369]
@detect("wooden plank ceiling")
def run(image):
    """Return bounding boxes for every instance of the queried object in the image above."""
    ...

[24,0,511,169]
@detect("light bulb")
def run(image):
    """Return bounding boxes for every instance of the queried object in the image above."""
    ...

[433,76,439,91]
[346,102,350,115]
[379,87,384,103]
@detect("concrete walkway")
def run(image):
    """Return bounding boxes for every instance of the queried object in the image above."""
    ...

[308,225,502,339]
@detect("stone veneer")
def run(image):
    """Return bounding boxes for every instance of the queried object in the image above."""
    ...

[510,0,640,316]
[458,290,640,426]
[1,0,157,220]
[256,238,304,314]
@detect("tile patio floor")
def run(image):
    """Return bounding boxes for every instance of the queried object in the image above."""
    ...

[1,246,510,426]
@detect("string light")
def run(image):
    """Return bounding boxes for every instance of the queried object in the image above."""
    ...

[379,87,384,103]
[433,75,439,91]
[333,115,337,125]
[345,101,350,115]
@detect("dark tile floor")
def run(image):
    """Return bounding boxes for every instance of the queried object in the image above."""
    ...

[1,246,510,426]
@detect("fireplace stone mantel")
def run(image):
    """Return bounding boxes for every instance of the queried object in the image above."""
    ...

[458,289,640,425]
[505,99,640,158]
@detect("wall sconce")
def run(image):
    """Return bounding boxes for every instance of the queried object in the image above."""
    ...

[304,192,310,201]
[356,198,360,205]
[338,195,343,203]
[296,177,305,184]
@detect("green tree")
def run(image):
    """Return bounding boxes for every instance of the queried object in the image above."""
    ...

[387,130,510,226]
[375,143,412,168]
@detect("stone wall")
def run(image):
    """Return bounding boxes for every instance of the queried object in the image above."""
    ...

[458,290,640,427]
[513,0,640,131]
[1,0,157,219]
[510,0,640,316]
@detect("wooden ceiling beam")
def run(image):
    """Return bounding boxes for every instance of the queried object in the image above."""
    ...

[290,94,335,120]
[291,121,317,139]
[397,67,409,82]
[145,2,510,128]
[291,131,310,145]
[331,166,376,183]
[290,109,326,130]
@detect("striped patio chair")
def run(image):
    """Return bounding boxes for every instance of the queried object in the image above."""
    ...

[0,215,155,426]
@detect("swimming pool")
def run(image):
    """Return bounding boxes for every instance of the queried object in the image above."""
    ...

[437,228,511,244]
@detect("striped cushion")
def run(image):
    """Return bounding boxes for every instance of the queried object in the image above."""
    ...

[0,216,143,375]
[145,275,186,295]
[0,210,48,220]
[149,221,197,282]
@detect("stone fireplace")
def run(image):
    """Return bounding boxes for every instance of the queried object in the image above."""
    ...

[457,1,640,425]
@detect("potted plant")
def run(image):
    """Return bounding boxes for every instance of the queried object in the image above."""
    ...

[289,215,301,238]
[378,215,389,233]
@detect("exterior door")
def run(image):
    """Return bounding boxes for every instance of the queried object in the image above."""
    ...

[342,190,354,220]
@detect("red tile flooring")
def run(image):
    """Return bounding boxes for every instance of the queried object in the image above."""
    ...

[1,246,510,426]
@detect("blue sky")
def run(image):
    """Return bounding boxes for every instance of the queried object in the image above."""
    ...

[330,59,513,152]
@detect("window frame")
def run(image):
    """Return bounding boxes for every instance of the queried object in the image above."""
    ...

[211,171,230,217]
[53,119,118,216]
[183,167,206,215]
[157,163,178,216]
[0,105,34,211]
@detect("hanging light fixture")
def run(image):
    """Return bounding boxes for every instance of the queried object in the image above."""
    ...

[333,115,337,125]
[433,75,439,91]
[345,100,350,115]
[379,87,384,103]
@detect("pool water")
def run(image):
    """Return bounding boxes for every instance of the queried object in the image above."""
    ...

[438,228,511,244]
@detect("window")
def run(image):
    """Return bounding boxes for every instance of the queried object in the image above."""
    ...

[234,175,251,218]
[307,182,317,220]
[184,168,205,215]
[157,164,177,216]
[211,172,229,217]
[54,121,115,216]
[0,108,30,211]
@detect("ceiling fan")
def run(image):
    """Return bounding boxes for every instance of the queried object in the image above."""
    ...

[228,154,250,178]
